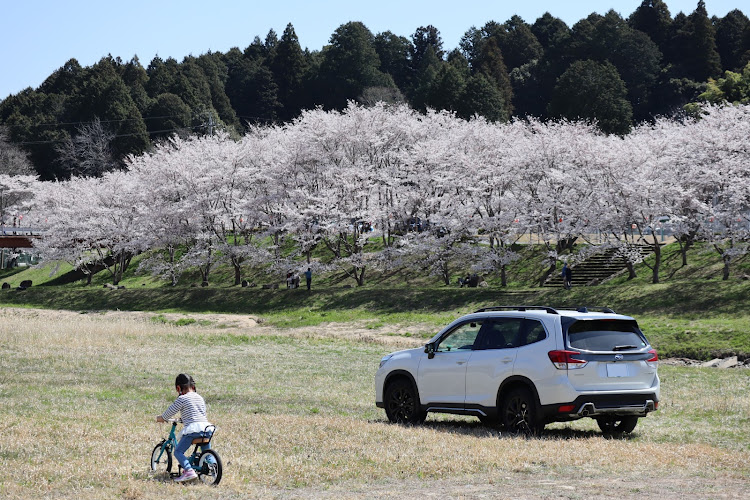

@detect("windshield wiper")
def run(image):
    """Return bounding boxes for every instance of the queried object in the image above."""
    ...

[612,345,638,351]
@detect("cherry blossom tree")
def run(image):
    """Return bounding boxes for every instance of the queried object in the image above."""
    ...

[687,105,750,279]
[0,127,35,176]
[0,174,38,234]
[33,172,143,285]
[128,132,245,286]
[26,101,750,289]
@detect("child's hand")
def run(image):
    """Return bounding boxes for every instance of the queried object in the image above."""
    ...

[156,415,166,423]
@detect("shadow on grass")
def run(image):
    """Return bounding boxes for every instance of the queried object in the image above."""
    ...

[378,418,636,441]
[2,279,747,317]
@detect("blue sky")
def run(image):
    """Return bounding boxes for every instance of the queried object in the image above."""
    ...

[0,0,740,99]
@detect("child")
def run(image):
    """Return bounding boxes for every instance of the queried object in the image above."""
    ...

[156,373,212,482]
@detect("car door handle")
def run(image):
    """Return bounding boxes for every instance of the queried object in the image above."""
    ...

[501,357,513,363]
[456,361,466,365]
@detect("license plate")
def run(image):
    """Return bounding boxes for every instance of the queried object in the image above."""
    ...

[606,363,629,377]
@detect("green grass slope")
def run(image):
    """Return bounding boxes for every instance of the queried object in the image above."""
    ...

[1,241,749,360]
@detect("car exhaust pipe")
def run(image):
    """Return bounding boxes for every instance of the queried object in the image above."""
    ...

[578,403,595,417]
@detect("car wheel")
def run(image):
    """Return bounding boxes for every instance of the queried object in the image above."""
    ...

[501,388,541,435]
[596,416,638,434]
[384,379,425,424]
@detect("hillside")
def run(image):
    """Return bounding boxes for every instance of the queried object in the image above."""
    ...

[3,3,749,179]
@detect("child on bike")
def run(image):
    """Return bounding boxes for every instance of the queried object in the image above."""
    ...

[156,373,213,482]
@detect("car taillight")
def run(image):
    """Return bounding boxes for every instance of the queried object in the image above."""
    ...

[647,348,658,366]
[548,350,588,370]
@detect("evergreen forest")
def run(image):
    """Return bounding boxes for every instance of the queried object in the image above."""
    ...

[1,0,750,180]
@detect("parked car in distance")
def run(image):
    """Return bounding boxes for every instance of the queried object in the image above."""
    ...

[375,306,659,434]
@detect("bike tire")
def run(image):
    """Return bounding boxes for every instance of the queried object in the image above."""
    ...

[150,441,173,473]
[196,449,223,486]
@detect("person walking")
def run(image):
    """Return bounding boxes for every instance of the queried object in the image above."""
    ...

[304,267,312,290]
[562,263,572,290]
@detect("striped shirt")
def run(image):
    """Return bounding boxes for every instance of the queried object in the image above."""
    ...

[161,392,209,426]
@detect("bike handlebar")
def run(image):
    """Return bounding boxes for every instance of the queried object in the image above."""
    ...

[156,417,182,424]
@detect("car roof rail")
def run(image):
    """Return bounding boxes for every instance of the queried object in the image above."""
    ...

[574,306,617,314]
[474,306,559,315]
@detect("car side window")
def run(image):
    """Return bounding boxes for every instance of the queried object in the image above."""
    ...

[436,321,482,352]
[521,319,547,346]
[475,318,524,349]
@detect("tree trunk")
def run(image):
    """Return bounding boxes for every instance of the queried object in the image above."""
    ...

[355,266,366,286]
[114,255,123,285]
[234,263,241,286]
[679,241,690,267]
[500,265,507,287]
[539,258,557,287]
[626,262,637,280]
[441,261,451,286]
[200,264,211,287]
[556,236,577,254]
[722,254,731,281]
[113,252,132,286]
[651,242,661,284]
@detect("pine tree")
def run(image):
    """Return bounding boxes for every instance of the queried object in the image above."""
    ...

[460,73,507,121]
[271,23,308,120]
[628,0,673,51]
[670,1,722,81]
[374,31,413,91]
[319,22,391,110]
[549,60,633,135]
[478,38,513,116]
[687,0,722,80]
[716,10,750,71]
[494,16,543,71]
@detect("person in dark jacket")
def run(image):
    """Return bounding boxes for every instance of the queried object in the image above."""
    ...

[562,263,572,289]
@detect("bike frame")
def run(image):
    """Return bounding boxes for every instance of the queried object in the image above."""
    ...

[154,420,216,475]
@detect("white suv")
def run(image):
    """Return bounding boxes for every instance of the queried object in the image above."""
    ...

[375,306,659,434]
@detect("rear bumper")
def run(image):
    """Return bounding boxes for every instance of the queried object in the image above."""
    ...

[574,399,656,417]
[542,392,659,420]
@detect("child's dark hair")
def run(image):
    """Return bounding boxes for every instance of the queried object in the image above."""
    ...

[175,373,194,392]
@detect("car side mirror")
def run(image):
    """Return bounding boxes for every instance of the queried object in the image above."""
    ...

[425,342,435,359]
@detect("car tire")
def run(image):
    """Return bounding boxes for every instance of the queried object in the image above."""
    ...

[596,416,638,434]
[501,388,541,435]
[384,378,426,424]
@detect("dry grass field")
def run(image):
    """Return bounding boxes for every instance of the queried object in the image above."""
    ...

[0,307,748,499]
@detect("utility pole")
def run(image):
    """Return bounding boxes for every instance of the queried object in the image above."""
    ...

[206,112,215,136]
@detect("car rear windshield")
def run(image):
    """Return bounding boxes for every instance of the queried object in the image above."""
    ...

[564,319,648,352]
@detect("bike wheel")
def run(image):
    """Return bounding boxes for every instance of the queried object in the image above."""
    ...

[150,441,173,473]
[197,449,223,486]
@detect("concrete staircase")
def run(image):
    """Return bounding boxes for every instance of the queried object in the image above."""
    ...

[544,246,653,287]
